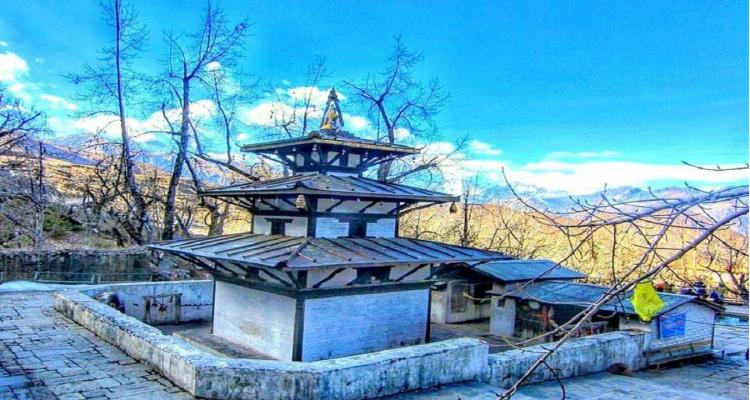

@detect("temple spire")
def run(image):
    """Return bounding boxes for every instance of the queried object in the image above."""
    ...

[320,87,344,131]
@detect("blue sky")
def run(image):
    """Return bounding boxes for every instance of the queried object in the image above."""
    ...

[0,0,747,194]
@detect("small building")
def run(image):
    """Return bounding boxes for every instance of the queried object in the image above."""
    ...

[488,280,723,364]
[430,259,585,325]
[149,89,507,361]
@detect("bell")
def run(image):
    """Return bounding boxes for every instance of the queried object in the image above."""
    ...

[449,202,458,213]
[295,194,307,210]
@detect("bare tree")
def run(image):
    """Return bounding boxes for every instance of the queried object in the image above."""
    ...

[67,0,152,244]
[0,86,48,248]
[158,3,248,240]
[345,37,450,182]
[496,167,748,398]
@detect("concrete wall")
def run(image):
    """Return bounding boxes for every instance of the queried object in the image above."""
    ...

[316,218,350,238]
[301,289,429,361]
[213,281,297,360]
[431,280,491,324]
[306,268,357,288]
[490,296,516,337]
[82,280,213,324]
[484,331,647,388]
[366,218,396,238]
[54,289,488,400]
[619,302,716,351]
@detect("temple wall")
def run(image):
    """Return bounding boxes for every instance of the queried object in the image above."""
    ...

[213,281,296,360]
[366,218,396,238]
[301,289,429,361]
[315,217,350,237]
[306,267,357,288]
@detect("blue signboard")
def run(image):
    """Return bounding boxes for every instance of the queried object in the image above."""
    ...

[659,312,687,339]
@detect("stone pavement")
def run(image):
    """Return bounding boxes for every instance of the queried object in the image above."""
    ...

[1,290,748,400]
[0,291,191,400]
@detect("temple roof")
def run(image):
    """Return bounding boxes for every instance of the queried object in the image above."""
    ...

[201,173,458,202]
[487,281,723,316]
[472,260,586,283]
[241,130,419,155]
[148,233,508,271]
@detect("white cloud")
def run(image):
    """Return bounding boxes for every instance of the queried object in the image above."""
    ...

[544,150,620,160]
[344,113,370,132]
[0,41,8,47]
[0,52,28,82]
[206,61,221,71]
[237,132,250,141]
[394,127,411,140]
[73,100,216,143]
[40,94,78,110]
[468,139,502,156]
[34,57,44,64]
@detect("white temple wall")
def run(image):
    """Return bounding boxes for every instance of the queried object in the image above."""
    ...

[389,264,430,282]
[367,218,396,238]
[213,281,296,360]
[316,199,397,214]
[301,289,429,361]
[306,267,357,288]
[253,215,308,236]
[315,217,350,238]
[490,296,517,337]
[347,153,361,167]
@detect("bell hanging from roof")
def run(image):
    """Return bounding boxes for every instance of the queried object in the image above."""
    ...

[449,202,458,213]
[295,194,307,210]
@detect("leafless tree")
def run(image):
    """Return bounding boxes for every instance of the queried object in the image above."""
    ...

[345,37,451,182]
[67,0,152,244]
[0,86,48,248]
[495,166,748,399]
[158,2,248,240]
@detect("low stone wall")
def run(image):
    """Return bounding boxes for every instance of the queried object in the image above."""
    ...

[484,330,647,388]
[54,290,488,400]
[82,280,213,324]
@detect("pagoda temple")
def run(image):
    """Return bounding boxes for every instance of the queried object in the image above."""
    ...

[149,88,508,361]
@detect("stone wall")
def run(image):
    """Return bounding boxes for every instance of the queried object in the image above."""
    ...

[0,248,151,283]
[484,331,647,388]
[54,289,488,400]
[82,280,213,324]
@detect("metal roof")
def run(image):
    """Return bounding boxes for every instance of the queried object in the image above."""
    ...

[241,131,419,155]
[200,173,458,202]
[472,259,586,283]
[148,233,509,271]
[488,281,720,316]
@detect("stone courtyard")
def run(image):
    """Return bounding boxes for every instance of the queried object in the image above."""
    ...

[0,290,747,400]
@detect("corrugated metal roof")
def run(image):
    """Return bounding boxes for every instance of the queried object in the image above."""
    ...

[148,233,509,270]
[489,281,716,316]
[472,260,586,282]
[200,174,458,202]
[241,130,419,154]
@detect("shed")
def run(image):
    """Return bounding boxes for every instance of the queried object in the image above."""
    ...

[430,259,585,325]
[487,280,723,364]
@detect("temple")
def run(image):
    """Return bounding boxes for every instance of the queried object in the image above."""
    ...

[149,88,509,361]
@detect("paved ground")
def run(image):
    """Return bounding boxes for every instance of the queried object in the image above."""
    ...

[1,290,747,399]
[0,291,190,400]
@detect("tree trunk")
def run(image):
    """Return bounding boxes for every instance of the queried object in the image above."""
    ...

[162,78,191,240]
[114,0,149,244]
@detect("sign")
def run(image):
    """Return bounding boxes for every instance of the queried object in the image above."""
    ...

[659,312,687,339]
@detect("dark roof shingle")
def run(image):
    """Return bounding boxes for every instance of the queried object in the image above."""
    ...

[472,260,586,283]
[148,233,509,270]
